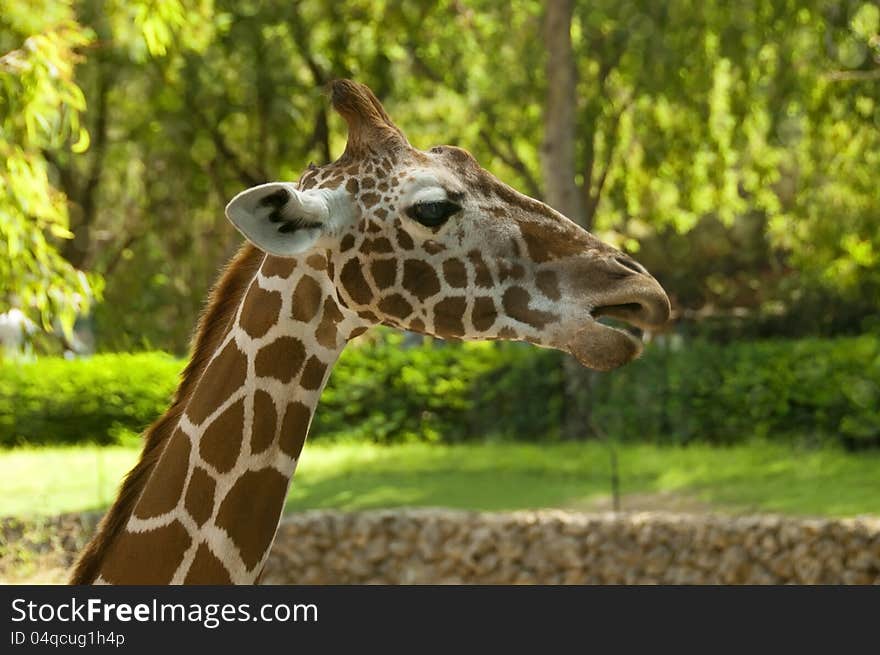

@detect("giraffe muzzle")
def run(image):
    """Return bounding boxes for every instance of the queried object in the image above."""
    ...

[591,286,671,330]
[566,264,671,371]
[590,256,671,330]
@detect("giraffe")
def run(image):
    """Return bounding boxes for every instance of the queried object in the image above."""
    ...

[70,80,670,584]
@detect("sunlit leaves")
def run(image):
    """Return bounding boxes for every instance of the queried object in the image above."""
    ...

[0,6,96,337]
[106,0,215,60]
[0,0,211,345]
[4,0,877,352]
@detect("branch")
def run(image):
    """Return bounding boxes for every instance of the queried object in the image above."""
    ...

[479,128,543,200]
[286,9,333,164]
[579,29,629,220]
[80,64,113,223]
[584,101,630,227]
[824,68,880,81]
[287,9,327,85]
[41,148,77,200]
[302,106,331,164]
[152,57,265,187]
[189,103,265,187]
[405,41,445,85]
[253,29,270,174]
[100,232,141,277]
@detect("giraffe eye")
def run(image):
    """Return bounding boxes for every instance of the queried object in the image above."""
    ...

[406,200,461,227]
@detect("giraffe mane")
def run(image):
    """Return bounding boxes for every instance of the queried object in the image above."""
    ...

[69,243,264,584]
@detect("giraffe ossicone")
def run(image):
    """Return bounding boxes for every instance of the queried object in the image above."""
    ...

[71,79,670,585]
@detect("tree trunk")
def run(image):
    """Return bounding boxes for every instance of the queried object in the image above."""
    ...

[541,0,596,440]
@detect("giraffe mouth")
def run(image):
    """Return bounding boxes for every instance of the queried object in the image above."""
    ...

[566,302,661,371]
[567,318,643,371]
[567,274,670,370]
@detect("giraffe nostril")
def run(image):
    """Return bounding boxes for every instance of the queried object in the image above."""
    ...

[613,256,648,276]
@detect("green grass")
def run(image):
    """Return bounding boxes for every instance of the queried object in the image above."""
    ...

[0,441,877,518]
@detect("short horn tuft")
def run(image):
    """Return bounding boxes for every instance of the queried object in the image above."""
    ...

[326,79,408,158]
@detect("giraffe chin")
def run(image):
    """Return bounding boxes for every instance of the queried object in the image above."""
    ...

[567,320,643,372]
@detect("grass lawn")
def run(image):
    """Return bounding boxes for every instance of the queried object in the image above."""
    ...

[0,441,877,518]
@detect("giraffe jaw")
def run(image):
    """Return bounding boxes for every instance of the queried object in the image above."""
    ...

[566,319,644,371]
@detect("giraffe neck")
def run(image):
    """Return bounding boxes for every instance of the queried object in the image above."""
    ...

[94,252,364,584]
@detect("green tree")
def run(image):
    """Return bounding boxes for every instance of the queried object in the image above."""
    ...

[10,0,876,353]
[0,1,96,337]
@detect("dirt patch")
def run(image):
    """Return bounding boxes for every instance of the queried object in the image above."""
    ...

[571,491,717,514]
[0,513,100,584]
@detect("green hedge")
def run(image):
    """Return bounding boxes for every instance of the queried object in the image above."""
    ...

[1,335,878,447]
[315,337,562,443]
[592,336,880,447]
[0,353,181,446]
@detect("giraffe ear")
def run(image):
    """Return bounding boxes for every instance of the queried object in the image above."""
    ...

[225,183,330,256]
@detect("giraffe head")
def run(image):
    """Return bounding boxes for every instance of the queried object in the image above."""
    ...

[226,80,669,370]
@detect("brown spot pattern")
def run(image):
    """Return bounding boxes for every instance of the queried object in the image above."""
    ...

[250,390,277,454]
[315,297,345,349]
[100,522,191,584]
[187,342,248,425]
[184,543,232,584]
[255,336,306,383]
[240,284,281,339]
[498,261,525,282]
[434,297,466,337]
[468,250,494,288]
[472,297,498,332]
[396,229,414,250]
[133,429,191,519]
[442,259,467,288]
[340,258,374,305]
[340,234,356,252]
[261,256,296,278]
[536,270,561,300]
[280,401,311,458]
[361,237,393,254]
[290,276,323,323]
[370,259,397,289]
[199,399,244,474]
[378,294,413,320]
[424,240,445,254]
[518,220,589,263]
[184,467,216,527]
[215,468,289,570]
[300,356,328,391]
[403,260,441,300]
[502,286,559,329]
[306,253,327,270]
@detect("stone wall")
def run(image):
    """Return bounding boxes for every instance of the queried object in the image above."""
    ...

[262,510,880,584]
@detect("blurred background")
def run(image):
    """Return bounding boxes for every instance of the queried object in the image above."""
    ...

[1,0,879,580]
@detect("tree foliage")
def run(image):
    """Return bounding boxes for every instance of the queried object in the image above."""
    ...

[1,0,878,351]
[0,2,96,335]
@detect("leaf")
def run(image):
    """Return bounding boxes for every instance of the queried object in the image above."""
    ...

[70,126,90,153]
